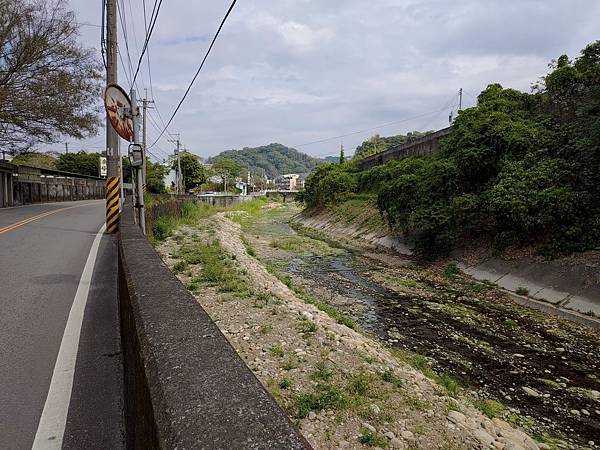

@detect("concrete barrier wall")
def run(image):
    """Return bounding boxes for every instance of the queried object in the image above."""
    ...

[118,204,311,449]
[0,161,105,207]
[358,127,453,170]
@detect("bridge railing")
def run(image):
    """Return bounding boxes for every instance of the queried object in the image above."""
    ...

[118,202,310,449]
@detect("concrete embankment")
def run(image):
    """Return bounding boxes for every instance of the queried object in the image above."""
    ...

[118,202,310,449]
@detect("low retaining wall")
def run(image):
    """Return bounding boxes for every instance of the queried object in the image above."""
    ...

[119,204,310,449]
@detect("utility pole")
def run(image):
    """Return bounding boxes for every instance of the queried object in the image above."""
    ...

[65,142,69,154]
[130,89,145,234]
[105,0,120,234]
[459,88,463,112]
[168,134,181,195]
[142,95,148,192]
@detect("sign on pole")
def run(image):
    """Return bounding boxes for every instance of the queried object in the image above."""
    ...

[100,156,107,177]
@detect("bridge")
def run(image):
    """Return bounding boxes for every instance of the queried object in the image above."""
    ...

[357,126,452,170]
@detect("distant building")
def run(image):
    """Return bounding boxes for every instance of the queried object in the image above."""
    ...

[275,173,300,191]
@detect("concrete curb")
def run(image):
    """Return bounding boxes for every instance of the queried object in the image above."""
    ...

[504,290,600,329]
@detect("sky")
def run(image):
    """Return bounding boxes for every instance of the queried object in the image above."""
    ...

[67,0,599,161]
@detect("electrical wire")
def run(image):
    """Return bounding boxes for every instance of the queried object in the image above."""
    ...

[131,0,163,86]
[148,0,238,149]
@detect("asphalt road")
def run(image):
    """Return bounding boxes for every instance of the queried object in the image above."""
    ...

[0,200,124,450]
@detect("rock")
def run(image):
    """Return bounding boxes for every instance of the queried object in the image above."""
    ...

[362,422,376,433]
[514,353,525,358]
[590,390,600,399]
[389,438,404,449]
[538,444,551,450]
[570,409,580,415]
[581,409,590,416]
[370,404,381,414]
[447,410,467,424]
[308,411,317,420]
[473,429,495,447]
[556,347,565,352]
[384,431,395,440]
[400,430,414,440]
[338,440,350,448]
[521,434,540,450]
[522,386,541,397]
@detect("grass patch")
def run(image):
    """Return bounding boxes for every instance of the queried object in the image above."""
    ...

[295,384,347,418]
[298,317,318,335]
[312,361,334,382]
[444,262,461,278]
[503,319,518,329]
[516,286,530,296]
[391,349,460,397]
[173,260,189,273]
[358,428,388,447]
[279,378,292,390]
[476,399,506,418]
[179,239,250,295]
[381,369,403,388]
[346,371,373,397]
[241,234,257,257]
[270,344,285,357]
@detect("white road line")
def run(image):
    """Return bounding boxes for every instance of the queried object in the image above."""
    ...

[32,223,107,449]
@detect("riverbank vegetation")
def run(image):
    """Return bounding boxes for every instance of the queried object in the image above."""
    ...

[298,41,600,259]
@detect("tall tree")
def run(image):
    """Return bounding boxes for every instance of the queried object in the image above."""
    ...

[146,159,168,194]
[55,151,102,176]
[211,157,243,191]
[173,152,207,192]
[0,0,102,154]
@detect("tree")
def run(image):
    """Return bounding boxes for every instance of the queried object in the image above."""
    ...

[211,157,243,191]
[55,151,102,176]
[146,160,168,194]
[173,152,207,192]
[0,0,102,154]
[339,144,345,164]
[11,151,57,169]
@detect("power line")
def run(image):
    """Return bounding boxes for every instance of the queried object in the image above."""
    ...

[293,105,453,150]
[148,0,238,150]
[116,0,136,88]
[131,0,163,87]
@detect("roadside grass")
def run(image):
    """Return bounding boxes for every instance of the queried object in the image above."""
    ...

[179,238,252,296]
[152,197,273,242]
[358,427,388,447]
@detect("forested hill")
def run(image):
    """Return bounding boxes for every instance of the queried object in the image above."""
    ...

[209,143,322,178]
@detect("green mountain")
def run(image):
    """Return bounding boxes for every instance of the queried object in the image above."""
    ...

[209,143,323,178]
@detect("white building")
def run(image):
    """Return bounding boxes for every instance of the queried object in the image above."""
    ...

[275,173,300,191]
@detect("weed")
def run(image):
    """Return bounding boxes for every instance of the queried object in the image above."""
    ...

[358,428,387,447]
[503,319,518,329]
[299,318,318,334]
[516,286,530,296]
[312,361,334,382]
[173,260,189,273]
[279,378,292,389]
[295,384,347,418]
[270,344,285,357]
[346,371,372,397]
[282,357,299,371]
[241,234,257,257]
[584,310,597,317]
[537,378,561,388]
[476,399,506,418]
[381,369,403,388]
[444,262,461,278]
[259,323,272,335]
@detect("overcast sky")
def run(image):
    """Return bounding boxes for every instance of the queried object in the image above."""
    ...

[68,0,599,161]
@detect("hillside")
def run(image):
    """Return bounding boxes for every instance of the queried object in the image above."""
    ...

[209,143,322,178]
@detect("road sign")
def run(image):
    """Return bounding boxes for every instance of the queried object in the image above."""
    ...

[100,156,107,177]
[104,84,133,142]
